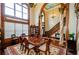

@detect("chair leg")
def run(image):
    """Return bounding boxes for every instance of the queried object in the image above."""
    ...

[46,51,50,55]
[27,49,29,55]
[22,45,24,51]
[24,47,29,54]
[20,44,22,50]
[24,47,26,53]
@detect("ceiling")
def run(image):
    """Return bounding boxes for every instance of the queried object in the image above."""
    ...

[45,3,60,10]
[45,4,61,19]
[29,3,37,8]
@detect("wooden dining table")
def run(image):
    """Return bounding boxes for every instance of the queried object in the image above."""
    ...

[26,36,47,54]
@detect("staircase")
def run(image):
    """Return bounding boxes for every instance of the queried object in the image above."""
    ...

[45,22,60,37]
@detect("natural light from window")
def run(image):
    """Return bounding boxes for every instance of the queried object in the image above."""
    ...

[5,3,28,20]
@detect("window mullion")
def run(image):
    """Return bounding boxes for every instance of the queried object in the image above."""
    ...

[22,5,23,19]
[14,3,16,17]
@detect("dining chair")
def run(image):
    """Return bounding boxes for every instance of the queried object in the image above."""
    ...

[11,34,16,39]
[11,34,18,45]
[38,38,50,55]
[28,37,37,55]
[28,36,39,55]
[28,47,37,55]
[19,36,25,51]
[23,38,29,54]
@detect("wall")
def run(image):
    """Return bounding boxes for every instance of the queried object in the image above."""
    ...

[30,7,35,25]
[48,15,60,30]
[45,5,60,31]
[69,3,76,35]
[29,3,44,26]
[34,3,44,26]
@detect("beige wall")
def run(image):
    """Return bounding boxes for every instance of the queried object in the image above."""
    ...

[69,3,76,35]
[34,3,44,26]
[30,3,44,26]
[30,7,35,25]
[45,5,60,31]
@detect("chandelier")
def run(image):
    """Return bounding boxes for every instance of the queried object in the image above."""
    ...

[29,3,37,8]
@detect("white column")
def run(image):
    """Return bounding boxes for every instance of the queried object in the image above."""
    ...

[59,7,64,46]
[40,18,42,36]
[60,13,64,46]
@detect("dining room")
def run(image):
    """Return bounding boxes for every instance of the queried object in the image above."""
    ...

[0,3,79,55]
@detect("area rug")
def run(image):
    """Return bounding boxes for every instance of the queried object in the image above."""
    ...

[4,44,21,55]
[4,44,66,55]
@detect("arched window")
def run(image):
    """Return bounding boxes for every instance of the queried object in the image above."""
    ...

[5,3,28,20]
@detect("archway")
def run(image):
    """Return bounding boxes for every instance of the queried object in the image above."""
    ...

[39,3,69,49]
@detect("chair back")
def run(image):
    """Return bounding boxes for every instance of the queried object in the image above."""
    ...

[24,38,29,46]
[19,36,25,43]
[11,34,16,39]
[21,33,26,37]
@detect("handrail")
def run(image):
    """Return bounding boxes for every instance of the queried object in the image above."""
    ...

[45,22,60,37]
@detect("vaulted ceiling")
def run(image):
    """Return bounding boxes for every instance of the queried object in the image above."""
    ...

[45,3,60,10]
[44,3,61,19]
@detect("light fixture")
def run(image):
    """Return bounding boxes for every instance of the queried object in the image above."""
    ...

[29,3,37,8]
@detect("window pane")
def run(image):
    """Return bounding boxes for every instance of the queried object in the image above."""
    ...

[15,4,22,11]
[23,13,28,19]
[5,22,15,38]
[5,3,14,9]
[15,23,22,36]
[5,7,14,16]
[16,11,22,18]
[23,7,28,14]
[23,24,28,35]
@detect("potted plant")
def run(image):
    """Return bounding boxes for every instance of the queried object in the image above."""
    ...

[69,33,75,40]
